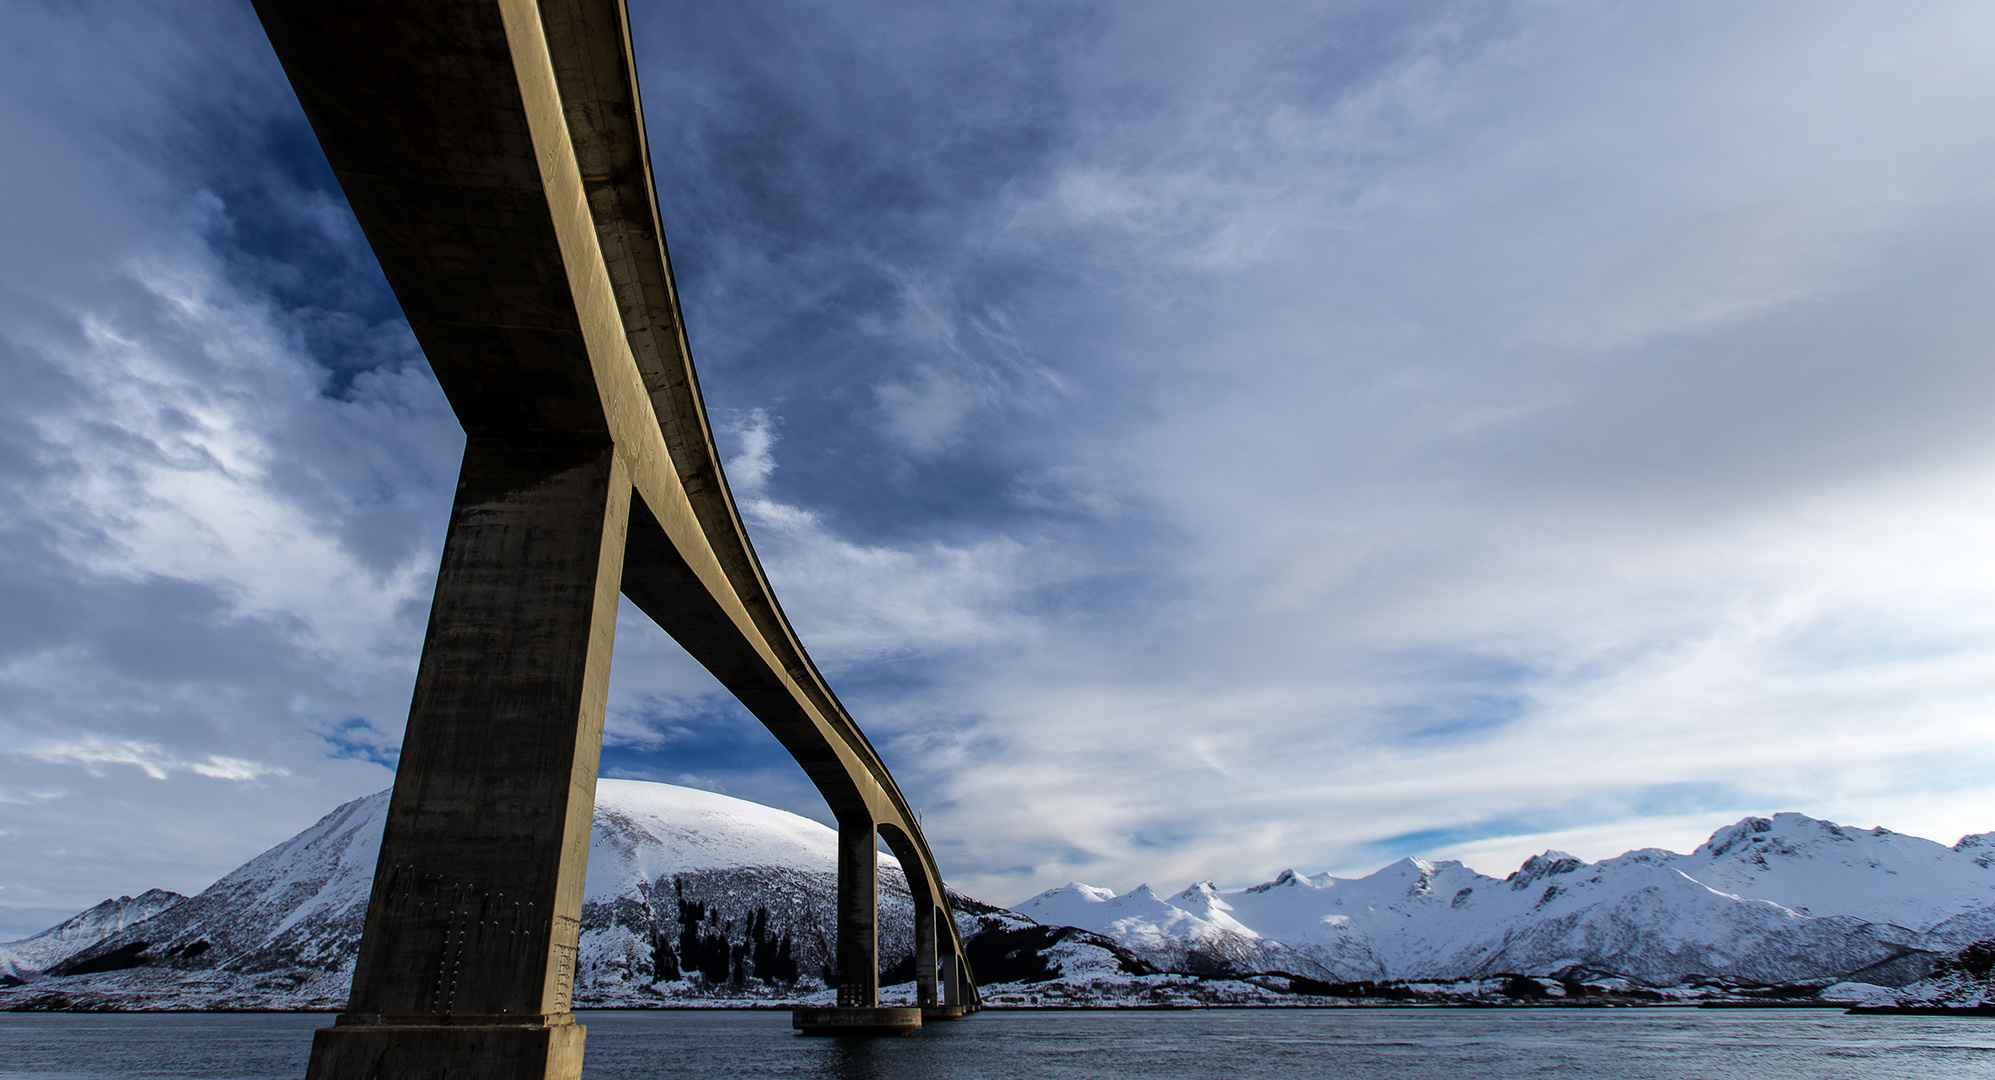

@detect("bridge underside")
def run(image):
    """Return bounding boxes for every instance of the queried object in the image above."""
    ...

[248,1,978,1075]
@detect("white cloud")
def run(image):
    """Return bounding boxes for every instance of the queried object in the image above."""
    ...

[716,408,777,494]
[21,736,287,783]
[733,419,1040,667]
[874,366,977,454]
[862,271,1066,453]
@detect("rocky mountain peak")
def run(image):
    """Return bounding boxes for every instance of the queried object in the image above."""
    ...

[1506,851,1583,889]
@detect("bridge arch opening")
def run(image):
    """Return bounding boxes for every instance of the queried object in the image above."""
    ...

[877,822,938,1007]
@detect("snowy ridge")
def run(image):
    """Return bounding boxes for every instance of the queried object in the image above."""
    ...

[584,778,878,900]
[0,890,184,981]
[6,787,387,994]
[1017,813,1995,986]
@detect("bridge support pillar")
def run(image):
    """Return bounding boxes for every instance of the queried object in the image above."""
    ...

[793,818,921,1035]
[920,905,966,1020]
[306,438,629,1080]
[941,953,964,1009]
[835,818,879,1008]
[915,903,939,1007]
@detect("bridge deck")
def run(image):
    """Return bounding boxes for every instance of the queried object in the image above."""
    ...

[249,1,979,1075]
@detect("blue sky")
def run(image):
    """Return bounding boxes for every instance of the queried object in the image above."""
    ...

[5,0,1995,938]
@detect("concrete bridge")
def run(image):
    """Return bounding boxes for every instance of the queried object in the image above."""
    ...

[248,1,981,1075]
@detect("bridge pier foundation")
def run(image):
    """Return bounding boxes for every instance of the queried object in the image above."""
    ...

[308,1019,586,1080]
[791,1008,922,1036]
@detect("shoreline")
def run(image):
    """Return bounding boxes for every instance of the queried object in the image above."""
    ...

[4,1001,1981,1015]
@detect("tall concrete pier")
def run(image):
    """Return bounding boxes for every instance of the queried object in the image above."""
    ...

[249,1,978,1075]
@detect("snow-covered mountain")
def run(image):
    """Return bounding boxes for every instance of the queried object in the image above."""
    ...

[577,778,922,1000]
[1019,813,1995,986]
[0,890,185,983]
[0,780,935,1009]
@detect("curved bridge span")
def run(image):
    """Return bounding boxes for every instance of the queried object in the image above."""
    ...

[250,1,980,1074]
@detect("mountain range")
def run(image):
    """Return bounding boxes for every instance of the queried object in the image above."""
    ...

[3,783,1992,1009]
[1020,813,1995,987]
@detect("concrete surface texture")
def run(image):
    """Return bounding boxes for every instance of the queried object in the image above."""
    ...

[246,1,980,1076]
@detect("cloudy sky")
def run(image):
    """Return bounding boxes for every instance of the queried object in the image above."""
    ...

[5,0,1995,938]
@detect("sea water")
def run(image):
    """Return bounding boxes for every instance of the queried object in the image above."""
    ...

[1,1008,1989,1079]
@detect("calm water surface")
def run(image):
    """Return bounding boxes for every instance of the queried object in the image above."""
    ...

[1,1009,1989,1079]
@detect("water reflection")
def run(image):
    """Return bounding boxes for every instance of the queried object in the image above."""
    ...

[815,1034,898,1080]
[0,1009,1989,1080]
